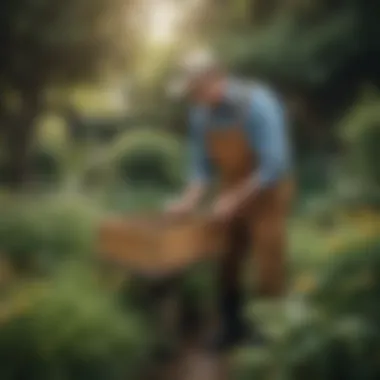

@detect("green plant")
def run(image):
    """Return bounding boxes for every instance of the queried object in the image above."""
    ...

[0,195,102,274]
[311,238,380,319]
[0,263,150,380]
[278,237,380,380]
[30,145,63,183]
[29,114,70,184]
[333,89,380,208]
[105,128,186,191]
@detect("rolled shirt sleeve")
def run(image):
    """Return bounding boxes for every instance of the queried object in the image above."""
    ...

[244,88,291,188]
[188,106,212,183]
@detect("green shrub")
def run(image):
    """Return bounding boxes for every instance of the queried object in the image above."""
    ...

[311,238,380,320]
[0,195,102,274]
[335,89,380,208]
[237,235,380,380]
[0,148,6,184]
[0,264,150,380]
[278,237,380,380]
[279,317,380,380]
[355,125,380,187]
[106,128,186,191]
[31,113,70,184]
[0,145,64,186]
[30,145,63,183]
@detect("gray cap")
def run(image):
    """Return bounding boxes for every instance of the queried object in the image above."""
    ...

[167,49,219,99]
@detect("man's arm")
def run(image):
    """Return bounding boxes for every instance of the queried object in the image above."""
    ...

[245,89,290,189]
[188,107,211,178]
[166,107,211,213]
[212,89,290,220]
[183,106,211,202]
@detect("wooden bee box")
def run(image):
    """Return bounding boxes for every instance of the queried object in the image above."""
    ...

[98,214,226,278]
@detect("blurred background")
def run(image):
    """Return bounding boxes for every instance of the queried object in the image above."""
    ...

[0,0,380,379]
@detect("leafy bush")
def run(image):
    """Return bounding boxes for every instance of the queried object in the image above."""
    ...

[279,316,380,380]
[279,237,380,380]
[105,128,186,191]
[311,239,380,320]
[237,232,380,380]
[31,113,70,184]
[0,147,6,184]
[30,145,63,183]
[0,264,150,380]
[0,195,102,274]
[334,89,380,209]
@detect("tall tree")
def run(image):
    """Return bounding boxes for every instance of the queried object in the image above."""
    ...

[0,0,133,188]
[218,0,380,121]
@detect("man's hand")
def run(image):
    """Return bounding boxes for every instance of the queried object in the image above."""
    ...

[212,192,240,222]
[164,197,195,218]
[164,182,207,218]
[212,176,258,222]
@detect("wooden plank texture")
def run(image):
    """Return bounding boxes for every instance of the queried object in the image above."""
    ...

[97,213,226,278]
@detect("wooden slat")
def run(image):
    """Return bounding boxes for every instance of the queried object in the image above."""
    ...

[97,213,226,278]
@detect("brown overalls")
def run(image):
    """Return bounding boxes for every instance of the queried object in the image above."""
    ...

[207,123,294,299]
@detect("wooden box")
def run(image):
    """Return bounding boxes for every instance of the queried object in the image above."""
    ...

[98,214,226,278]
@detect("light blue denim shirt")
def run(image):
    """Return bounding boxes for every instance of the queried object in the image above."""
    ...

[188,79,292,188]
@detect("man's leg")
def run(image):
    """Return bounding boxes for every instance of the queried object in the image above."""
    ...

[252,180,294,299]
[253,212,288,298]
[220,217,249,318]
[210,217,250,350]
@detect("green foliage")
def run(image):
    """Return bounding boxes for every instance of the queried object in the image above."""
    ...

[0,0,131,88]
[105,128,186,191]
[331,90,380,209]
[0,148,7,184]
[222,0,379,88]
[312,239,380,320]
[296,154,330,198]
[339,89,380,184]
[238,223,380,380]
[0,142,65,186]
[279,237,380,380]
[30,145,63,183]
[0,264,150,380]
[215,0,380,143]
[0,195,102,273]
[279,318,378,380]
[29,113,69,183]
[0,0,134,188]
[221,6,356,82]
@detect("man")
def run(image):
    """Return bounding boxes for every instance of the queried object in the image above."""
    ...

[166,49,294,351]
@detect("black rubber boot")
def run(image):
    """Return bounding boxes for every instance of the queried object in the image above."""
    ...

[209,289,268,352]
